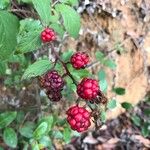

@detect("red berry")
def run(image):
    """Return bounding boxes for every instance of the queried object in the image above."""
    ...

[77,78,100,100]
[71,52,89,69]
[66,105,91,132]
[41,28,56,43]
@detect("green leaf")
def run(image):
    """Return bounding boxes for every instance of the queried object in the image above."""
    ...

[99,79,107,92]
[16,111,25,123]
[95,51,105,61]
[17,31,41,53]
[131,115,141,126]
[30,139,40,150]
[144,109,150,116]
[63,127,71,143]
[52,130,63,139]
[141,123,150,137]
[0,62,6,75]
[104,59,116,69]
[39,136,52,148]
[0,112,17,129]
[98,70,106,80]
[0,146,4,150]
[55,4,80,38]
[50,23,65,38]
[72,69,90,80]
[0,11,19,60]
[22,59,52,79]
[113,87,125,95]
[121,102,133,110]
[3,128,18,148]
[39,115,54,132]
[107,99,117,109]
[17,18,42,53]
[98,70,107,92]
[32,0,52,25]
[33,122,48,140]
[0,0,10,9]
[61,50,73,62]
[19,122,35,138]
[100,111,106,123]
[61,0,79,6]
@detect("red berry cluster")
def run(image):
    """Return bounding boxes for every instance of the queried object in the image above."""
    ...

[40,70,64,102]
[39,29,102,132]
[66,105,91,132]
[41,28,56,43]
[71,52,89,69]
[66,52,101,132]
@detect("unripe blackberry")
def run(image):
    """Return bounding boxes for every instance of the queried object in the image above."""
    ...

[41,28,56,43]
[40,70,64,91]
[66,105,91,132]
[77,78,100,100]
[71,52,89,69]
[47,90,62,102]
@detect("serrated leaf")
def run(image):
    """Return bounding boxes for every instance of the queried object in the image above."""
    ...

[17,31,41,53]
[131,115,141,126]
[0,11,19,60]
[107,99,117,109]
[55,4,80,38]
[3,128,18,148]
[0,112,17,129]
[17,19,42,53]
[19,122,35,138]
[32,0,52,25]
[113,87,125,95]
[50,23,65,38]
[121,102,133,110]
[33,122,48,139]
[104,59,116,69]
[49,9,60,23]
[22,60,52,79]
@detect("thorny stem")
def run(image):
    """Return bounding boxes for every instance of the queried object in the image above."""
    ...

[50,43,78,86]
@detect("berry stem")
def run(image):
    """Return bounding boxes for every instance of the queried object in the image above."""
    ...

[50,43,78,86]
